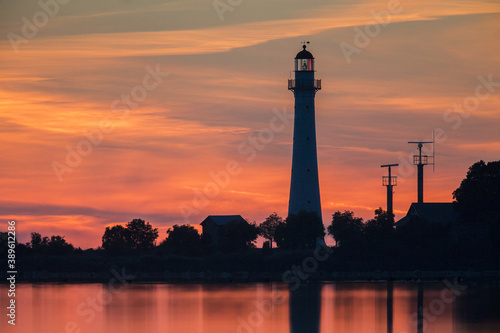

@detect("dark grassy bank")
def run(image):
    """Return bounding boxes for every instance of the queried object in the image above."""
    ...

[3,247,499,283]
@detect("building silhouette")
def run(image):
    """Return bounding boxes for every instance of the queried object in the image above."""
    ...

[200,215,247,248]
[395,202,459,229]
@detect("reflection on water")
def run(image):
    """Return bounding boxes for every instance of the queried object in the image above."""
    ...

[1,281,499,332]
[417,282,424,333]
[387,281,393,333]
[289,283,321,333]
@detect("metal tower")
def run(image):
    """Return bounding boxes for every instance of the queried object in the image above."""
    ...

[408,138,434,204]
[381,163,398,219]
[287,43,322,219]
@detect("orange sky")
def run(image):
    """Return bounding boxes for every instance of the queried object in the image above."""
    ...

[1,0,499,248]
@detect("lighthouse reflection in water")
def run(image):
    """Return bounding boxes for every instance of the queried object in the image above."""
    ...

[4,282,498,333]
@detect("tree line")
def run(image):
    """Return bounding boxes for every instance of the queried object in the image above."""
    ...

[1,160,498,270]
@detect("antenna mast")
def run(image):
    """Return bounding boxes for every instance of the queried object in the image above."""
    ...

[432,130,436,172]
[408,138,434,204]
[381,164,398,221]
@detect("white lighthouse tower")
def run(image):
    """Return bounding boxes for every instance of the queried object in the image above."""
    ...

[287,44,322,219]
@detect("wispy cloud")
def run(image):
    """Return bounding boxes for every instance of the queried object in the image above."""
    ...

[1,0,499,247]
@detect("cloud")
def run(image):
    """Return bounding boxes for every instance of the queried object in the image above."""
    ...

[1,0,499,247]
[3,0,499,58]
[458,142,500,152]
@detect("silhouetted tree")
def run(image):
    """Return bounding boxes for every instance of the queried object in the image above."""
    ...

[0,232,27,257]
[453,160,500,254]
[0,232,7,255]
[29,232,49,250]
[453,160,500,225]
[126,219,159,250]
[102,225,129,254]
[327,211,363,247]
[363,208,396,260]
[364,208,394,237]
[102,219,159,253]
[161,224,201,256]
[25,232,74,254]
[259,213,284,249]
[47,235,74,254]
[282,210,325,249]
[218,220,260,252]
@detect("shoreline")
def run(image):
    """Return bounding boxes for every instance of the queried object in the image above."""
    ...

[3,270,499,284]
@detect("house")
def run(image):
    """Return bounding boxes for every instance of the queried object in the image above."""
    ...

[395,202,459,229]
[200,215,248,248]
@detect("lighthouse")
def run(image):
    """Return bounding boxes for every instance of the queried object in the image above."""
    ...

[287,44,322,219]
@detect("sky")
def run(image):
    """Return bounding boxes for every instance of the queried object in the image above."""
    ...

[1,0,499,248]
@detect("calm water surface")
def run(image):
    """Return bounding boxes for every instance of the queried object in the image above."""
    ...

[2,282,499,332]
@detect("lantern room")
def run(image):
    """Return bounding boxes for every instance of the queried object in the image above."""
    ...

[295,45,314,71]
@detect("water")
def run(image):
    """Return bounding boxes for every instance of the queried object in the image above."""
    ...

[1,282,499,332]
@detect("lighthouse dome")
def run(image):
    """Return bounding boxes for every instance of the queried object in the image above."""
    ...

[295,45,314,59]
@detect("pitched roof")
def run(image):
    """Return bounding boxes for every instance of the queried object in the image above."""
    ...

[395,203,459,228]
[200,215,247,226]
